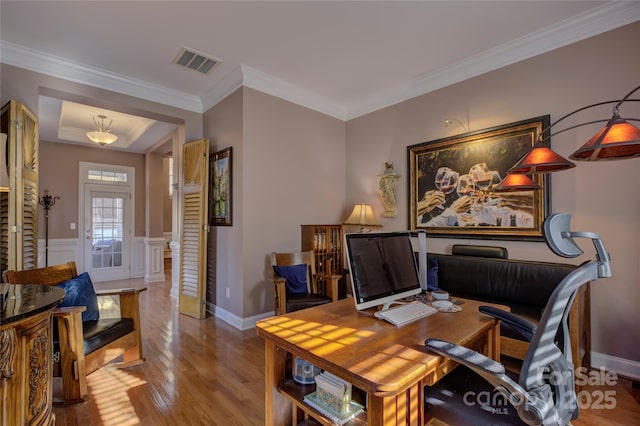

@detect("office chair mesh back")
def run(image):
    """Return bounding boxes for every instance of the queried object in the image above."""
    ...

[424,214,609,426]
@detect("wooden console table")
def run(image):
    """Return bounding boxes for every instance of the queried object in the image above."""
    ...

[1,284,65,426]
[256,298,502,426]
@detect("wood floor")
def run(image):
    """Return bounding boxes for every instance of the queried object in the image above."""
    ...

[53,275,639,425]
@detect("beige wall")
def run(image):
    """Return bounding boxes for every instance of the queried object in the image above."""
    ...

[39,141,146,238]
[204,88,244,312]
[145,152,164,237]
[203,87,347,318]
[243,88,346,318]
[345,22,640,363]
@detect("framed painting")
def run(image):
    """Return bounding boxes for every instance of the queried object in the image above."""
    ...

[407,115,550,240]
[209,147,232,226]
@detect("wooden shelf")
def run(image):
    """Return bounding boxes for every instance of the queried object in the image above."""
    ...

[301,225,346,299]
[278,379,367,426]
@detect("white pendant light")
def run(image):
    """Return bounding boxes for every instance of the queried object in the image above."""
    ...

[86,115,118,146]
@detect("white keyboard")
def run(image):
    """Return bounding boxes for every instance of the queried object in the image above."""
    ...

[375,302,438,327]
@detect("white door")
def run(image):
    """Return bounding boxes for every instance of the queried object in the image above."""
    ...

[83,184,131,281]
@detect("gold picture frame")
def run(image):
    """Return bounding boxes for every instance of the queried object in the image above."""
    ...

[408,116,550,240]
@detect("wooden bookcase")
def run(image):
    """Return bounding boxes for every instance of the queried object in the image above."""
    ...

[300,225,345,298]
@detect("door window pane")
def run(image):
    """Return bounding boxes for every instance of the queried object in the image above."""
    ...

[91,196,124,268]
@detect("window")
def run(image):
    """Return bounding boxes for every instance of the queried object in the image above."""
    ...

[88,169,128,182]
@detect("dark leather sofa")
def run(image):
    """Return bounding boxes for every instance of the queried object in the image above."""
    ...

[428,245,590,371]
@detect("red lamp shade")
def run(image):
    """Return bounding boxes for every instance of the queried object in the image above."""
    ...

[493,174,540,192]
[508,146,576,174]
[570,115,640,161]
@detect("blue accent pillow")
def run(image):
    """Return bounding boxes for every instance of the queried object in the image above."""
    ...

[427,257,439,291]
[273,264,309,295]
[56,272,100,322]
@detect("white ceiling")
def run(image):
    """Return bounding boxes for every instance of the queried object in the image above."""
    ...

[1,1,639,153]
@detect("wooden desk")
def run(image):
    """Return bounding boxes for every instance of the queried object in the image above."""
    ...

[1,284,65,426]
[256,298,502,426]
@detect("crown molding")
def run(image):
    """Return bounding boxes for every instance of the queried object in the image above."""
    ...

[240,64,346,120]
[2,2,637,121]
[344,2,640,120]
[200,65,244,112]
[0,40,203,113]
[202,64,346,119]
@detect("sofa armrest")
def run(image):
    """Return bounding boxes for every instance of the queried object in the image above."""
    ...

[94,287,146,320]
[52,306,89,403]
[95,287,146,297]
[53,306,86,316]
[316,273,341,302]
[273,277,287,315]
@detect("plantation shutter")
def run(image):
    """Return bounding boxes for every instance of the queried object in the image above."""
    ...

[178,139,208,319]
[0,101,38,272]
[18,105,39,270]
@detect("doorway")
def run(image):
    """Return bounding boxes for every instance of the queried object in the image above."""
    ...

[79,162,134,282]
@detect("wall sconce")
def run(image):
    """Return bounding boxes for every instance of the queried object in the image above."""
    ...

[495,85,640,191]
[378,162,400,218]
[444,118,469,133]
[0,133,9,192]
[344,203,381,233]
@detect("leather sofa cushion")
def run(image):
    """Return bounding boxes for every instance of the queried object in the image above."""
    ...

[82,318,135,354]
[429,253,576,312]
[52,317,135,355]
[286,293,333,313]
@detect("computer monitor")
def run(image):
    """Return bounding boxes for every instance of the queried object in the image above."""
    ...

[344,231,422,311]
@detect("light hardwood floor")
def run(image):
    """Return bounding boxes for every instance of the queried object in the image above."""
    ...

[54,275,639,425]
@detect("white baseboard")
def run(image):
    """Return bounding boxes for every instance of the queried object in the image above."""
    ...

[209,303,275,330]
[590,351,640,381]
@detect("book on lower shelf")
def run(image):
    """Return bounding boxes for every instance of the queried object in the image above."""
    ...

[303,390,365,425]
[314,371,352,413]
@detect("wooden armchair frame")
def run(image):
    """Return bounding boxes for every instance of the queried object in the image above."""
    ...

[271,251,341,315]
[3,262,146,405]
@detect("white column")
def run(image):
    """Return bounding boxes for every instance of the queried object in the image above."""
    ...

[144,237,166,282]
[169,240,180,297]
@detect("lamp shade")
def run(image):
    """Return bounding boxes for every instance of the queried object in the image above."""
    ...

[86,130,118,145]
[569,115,640,161]
[86,114,118,146]
[493,173,540,192]
[508,146,576,174]
[0,133,9,192]
[344,203,381,227]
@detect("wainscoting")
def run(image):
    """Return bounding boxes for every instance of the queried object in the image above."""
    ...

[37,237,147,281]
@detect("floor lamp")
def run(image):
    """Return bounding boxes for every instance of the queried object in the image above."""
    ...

[39,189,60,267]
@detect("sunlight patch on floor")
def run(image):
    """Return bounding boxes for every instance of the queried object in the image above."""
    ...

[87,368,147,426]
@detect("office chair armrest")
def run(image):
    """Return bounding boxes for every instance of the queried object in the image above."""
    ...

[425,338,553,424]
[479,305,537,342]
[425,338,505,375]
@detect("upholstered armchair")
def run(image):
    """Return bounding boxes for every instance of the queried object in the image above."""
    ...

[271,251,341,315]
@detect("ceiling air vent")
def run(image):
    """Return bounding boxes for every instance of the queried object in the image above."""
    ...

[173,47,221,74]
